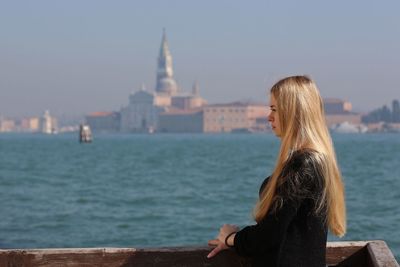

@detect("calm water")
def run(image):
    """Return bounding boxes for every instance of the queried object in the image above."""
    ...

[0,133,399,261]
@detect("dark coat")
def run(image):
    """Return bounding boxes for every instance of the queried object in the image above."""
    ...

[234,149,328,267]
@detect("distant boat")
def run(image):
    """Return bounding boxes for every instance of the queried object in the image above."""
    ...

[79,124,92,143]
[331,121,368,134]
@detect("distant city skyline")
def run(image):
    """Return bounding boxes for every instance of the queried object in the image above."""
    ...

[1,1,400,117]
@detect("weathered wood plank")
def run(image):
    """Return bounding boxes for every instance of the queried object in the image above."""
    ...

[0,247,250,267]
[0,248,135,267]
[0,241,397,267]
[367,241,399,267]
[326,241,367,266]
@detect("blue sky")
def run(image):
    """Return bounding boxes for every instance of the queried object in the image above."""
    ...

[1,0,400,117]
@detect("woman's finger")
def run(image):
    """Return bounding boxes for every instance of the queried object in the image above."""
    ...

[208,239,219,246]
[207,244,223,258]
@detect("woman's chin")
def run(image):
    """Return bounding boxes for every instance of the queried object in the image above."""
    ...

[272,130,281,138]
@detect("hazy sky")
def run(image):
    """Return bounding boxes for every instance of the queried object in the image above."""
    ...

[1,1,400,117]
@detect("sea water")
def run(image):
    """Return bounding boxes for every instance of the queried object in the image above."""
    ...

[0,133,399,260]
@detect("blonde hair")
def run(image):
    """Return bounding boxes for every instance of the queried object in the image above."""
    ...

[254,75,346,237]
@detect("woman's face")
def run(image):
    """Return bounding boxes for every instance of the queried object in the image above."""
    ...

[268,94,281,137]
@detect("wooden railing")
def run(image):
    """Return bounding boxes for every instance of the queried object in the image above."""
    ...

[0,240,398,267]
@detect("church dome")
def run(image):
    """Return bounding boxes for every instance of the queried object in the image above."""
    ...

[157,77,178,95]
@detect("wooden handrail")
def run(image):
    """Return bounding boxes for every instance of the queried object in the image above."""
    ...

[0,240,398,267]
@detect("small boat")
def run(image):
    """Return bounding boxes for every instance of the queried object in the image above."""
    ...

[79,124,92,143]
[0,240,398,266]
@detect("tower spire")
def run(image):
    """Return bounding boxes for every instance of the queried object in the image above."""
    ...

[155,29,178,95]
[160,28,169,58]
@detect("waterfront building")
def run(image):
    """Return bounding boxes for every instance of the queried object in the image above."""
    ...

[387,122,400,132]
[365,122,400,133]
[325,114,362,126]
[203,102,269,133]
[120,30,206,133]
[366,122,385,133]
[85,111,120,133]
[40,110,58,134]
[159,101,269,134]
[120,87,166,133]
[0,116,16,132]
[159,108,203,133]
[324,98,361,127]
[171,81,207,110]
[324,98,352,114]
[20,117,40,132]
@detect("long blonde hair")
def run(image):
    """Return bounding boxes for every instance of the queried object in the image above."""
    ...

[254,75,346,237]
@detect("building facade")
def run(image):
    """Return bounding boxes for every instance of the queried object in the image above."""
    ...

[0,116,15,132]
[20,117,40,132]
[325,114,362,126]
[120,89,166,133]
[159,108,203,133]
[323,98,362,127]
[203,102,269,133]
[324,98,352,114]
[86,112,120,133]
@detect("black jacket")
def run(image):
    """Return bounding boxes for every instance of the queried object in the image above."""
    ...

[234,150,328,267]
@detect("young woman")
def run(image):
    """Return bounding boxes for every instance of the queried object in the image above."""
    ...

[207,75,346,267]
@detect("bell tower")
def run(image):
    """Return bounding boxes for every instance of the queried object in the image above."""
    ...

[155,29,178,95]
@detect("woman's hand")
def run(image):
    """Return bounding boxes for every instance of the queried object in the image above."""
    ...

[207,224,239,258]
